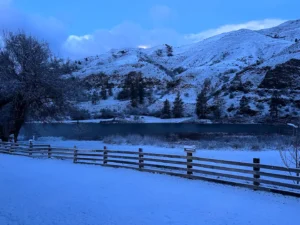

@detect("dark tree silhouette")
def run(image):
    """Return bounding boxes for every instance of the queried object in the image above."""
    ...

[172,93,184,118]
[161,99,171,119]
[0,32,77,142]
[101,86,107,100]
[196,79,211,119]
[269,91,281,119]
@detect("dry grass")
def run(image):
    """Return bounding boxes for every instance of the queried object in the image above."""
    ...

[103,134,293,151]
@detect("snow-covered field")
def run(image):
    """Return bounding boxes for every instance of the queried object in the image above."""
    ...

[0,154,299,225]
[52,116,194,124]
[31,137,285,166]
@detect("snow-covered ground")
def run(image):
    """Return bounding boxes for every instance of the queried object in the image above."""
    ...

[32,138,285,166]
[32,116,194,124]
[0,154,299,225]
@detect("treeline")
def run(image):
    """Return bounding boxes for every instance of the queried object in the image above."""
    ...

[160,77,287,121]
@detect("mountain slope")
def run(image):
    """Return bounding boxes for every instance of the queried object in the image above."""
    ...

[70,20,300,122]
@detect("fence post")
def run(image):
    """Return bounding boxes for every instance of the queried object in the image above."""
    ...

[9,142,13,154]
[73,146,78,163]
[139,148,144,170]
[297,161,300,185]
[48,145,52,159]
[29,141,33,157]
[253,158,260,190]
[186,151,193,176]
[103,146,107,165]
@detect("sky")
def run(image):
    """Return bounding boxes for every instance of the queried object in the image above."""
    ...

[0,0,299,59]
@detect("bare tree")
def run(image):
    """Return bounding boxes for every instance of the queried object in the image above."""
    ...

[279,122,300,184]
[0,32,77,142]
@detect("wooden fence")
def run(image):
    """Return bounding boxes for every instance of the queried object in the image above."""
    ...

[1,141,300,197]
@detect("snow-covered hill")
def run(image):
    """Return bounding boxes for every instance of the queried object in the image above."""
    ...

[70,20,300,122]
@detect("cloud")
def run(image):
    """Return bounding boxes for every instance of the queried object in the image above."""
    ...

[62,21,187,58]
[63,19,286,59]
[0,4,67,55]
[0,2,287,60]
[185,19,286,43]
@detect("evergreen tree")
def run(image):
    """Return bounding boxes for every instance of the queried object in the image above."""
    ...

[203,78,211,91]
[130,82,138,107]
[147,87,154,104]
[108,86,113,96]
[196,79,211,119]
[239,96,250,113]
[117,71,145,107]
[161,99,171,118]
[101,86,107,100]
[138,80,145,104]
[165,44,173,56]
[269,91,280,119]
[91,91,99,105]
[172,93,184,118]
[196,91,208,119]
[131,98,138,108]
[212,96,225,119]
[117,88,130,100]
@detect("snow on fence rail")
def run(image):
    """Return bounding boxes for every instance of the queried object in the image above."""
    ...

[1,141,300,197]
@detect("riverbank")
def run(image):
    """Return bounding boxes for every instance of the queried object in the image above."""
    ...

[30,116,196,124]
[22,135,293,157]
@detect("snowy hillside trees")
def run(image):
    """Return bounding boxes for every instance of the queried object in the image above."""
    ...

[211,96,225,119]
[165,44,173,57]
[117,72,145,108]
[269,91,281,119]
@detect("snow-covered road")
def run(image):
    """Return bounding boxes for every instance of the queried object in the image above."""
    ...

[0,154,299,225]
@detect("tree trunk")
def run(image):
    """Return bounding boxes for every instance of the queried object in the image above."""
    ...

[13,118,25,143]
[10,95,27,143]
[0,124,10,142]
[0,136,9,142]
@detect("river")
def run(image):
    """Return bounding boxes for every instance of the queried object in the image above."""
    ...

[20,123,293,140]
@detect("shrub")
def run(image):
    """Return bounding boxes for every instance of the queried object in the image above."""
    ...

[173,67,186,75]
[125,106,149,116]
[156,49,163,57]
[69,108,91,120]
[166,79,181,90]
[251,145,261,151]
[227,104,235,112]
[256,103,265,110]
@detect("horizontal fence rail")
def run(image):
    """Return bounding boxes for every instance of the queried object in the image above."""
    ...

[1,141,300,197]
